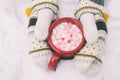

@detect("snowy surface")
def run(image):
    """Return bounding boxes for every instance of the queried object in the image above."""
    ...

[0,0,120,80]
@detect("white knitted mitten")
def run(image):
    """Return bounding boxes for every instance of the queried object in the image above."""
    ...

[28,0,58,68]
[74,0,108,75]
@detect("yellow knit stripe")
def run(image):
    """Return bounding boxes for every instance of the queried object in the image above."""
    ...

[75,53,102,63]
[103,12,109,22]
[26,7,32,17]
[75,6,102,15]
[75,6,109,22]
[29,48,51,54]
[32,1,59,11]
[99,36,105,40]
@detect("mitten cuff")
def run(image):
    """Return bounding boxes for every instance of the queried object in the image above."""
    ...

[75,0,103,20]
[31,1,59,17]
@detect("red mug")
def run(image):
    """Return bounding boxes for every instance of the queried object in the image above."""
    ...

[47,17,85,70]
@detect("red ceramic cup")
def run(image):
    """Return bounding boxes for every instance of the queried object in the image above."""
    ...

[47,17,84,70]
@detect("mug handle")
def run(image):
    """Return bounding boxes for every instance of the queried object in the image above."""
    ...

[48,53,60,70]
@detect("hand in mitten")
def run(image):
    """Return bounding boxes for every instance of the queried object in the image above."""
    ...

[74,0,108,76]
[27,0,59,69]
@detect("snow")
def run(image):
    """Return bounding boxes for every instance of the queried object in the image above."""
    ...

[0,0,120,80]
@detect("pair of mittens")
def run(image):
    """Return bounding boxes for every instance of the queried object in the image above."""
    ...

[74,0,108,76]
[27,0,59,69]
[27,0,109,75]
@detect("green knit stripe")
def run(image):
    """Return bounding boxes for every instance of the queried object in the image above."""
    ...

[29,48,51,54]
[96,20,107,33]
[75,53,102,63]
[28,17,37,27]
[91,0,104,6]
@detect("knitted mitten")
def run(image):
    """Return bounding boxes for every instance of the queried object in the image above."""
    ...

[27,0,59,68]
[74,0,108,75]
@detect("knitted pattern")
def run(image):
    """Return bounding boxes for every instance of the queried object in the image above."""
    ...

[28,24,52,68]
[75,0,104,20]
[31,1,59,16]
[74,30,107,75]
[74,0,108,76]
[27,0,58,68]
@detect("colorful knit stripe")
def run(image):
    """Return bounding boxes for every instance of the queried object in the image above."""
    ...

[75,53,102,63]
[91,0,104,6]
[29,48,51,54]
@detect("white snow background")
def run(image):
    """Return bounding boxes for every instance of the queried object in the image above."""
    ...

[0,0,120,80]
